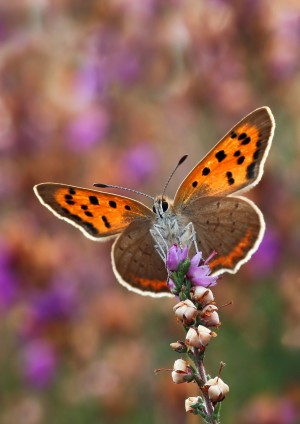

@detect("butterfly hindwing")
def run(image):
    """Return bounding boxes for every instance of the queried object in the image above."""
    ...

[34,183,154,241]
[174,107,275,208]
[183,195,264,274]
[112,219,170,297]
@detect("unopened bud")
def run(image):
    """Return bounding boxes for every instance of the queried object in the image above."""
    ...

[185,396,200,413]
[190,286,214,305]
[204,377,229,403]
[170,341,187,353]
[171,359,194,384]
[173,299,197,324]
[200,304,220,327]
[186,325,216,349]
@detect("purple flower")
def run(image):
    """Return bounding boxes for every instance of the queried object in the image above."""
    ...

[187,252,218,288]
[21,339,57,389]
[166,244,188,272]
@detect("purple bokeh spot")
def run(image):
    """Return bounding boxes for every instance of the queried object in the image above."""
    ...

[279,399,298,424]
[116,50,141,84]
[250,229,281,278]
[122,144,159,182]
[0,240,19,309]
[31,276,77,323]
[21,339,57,389]
[65,108,110,152]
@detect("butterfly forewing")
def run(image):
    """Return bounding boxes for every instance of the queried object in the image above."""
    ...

[34,183,154,241]
[174,107,275,208]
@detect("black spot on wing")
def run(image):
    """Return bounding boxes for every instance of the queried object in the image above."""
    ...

[69,188,76,195]
[241,136,251,145]
[234,150,241,157]
[230,131,237,139]
[109,200,117,208]
[81,205,88,210]
[65,193,75,204]
[253,149,261,160]
[70,214,82,223]
[89,196,99,205]
[215,150,227,162]
[238,133,247,140]
[202,167,210,176]
[246,162,256,180]
[83,222,99,236]
[84,211,93,217]
[102,215,111,228]
[226,171,235,186]
[192,181,198,188]
[237,156,245,165]
[124,205,131,211]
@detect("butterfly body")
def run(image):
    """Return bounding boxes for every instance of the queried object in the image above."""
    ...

[34,107,275,297]
[151,196,192,247]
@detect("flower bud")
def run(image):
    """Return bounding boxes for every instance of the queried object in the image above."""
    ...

[200,304,220,327]
[185,327,201,348]
[185,325,216,349]
[170,341,187,353]
[171,359,193,384]
[190,286,214,305]
[185,396,200,413]
[204,377,229,403]
[173,299,197,324]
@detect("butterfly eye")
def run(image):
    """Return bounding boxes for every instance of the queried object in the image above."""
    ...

[162,201,168,212]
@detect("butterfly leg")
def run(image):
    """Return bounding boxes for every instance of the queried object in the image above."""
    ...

[179,222,199,253]
[150,225,169,262]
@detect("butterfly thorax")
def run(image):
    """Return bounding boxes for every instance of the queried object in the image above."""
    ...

[152,195,191,249]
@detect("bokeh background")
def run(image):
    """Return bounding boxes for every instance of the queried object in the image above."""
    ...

[0,1,300,423]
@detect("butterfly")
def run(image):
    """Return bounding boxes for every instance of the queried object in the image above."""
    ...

[34,107,275,297]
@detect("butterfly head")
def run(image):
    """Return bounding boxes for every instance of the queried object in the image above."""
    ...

[152,195,172,218]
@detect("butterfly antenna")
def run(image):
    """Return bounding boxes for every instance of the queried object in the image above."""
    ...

[93,183,155,201]
[162,154,188,199]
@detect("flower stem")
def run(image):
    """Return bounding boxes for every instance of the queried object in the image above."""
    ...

[192,348,217,424]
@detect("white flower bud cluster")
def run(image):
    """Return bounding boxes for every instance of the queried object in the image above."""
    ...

[173,287,220,328]
[170,286,229,409]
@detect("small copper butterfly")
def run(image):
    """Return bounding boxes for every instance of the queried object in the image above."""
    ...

[34,107,275,297]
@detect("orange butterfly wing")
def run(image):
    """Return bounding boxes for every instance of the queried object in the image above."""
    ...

[34,183,153,240]
[174,107,275,208]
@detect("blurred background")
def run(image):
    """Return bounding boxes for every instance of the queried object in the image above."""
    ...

[0,0,299,423]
